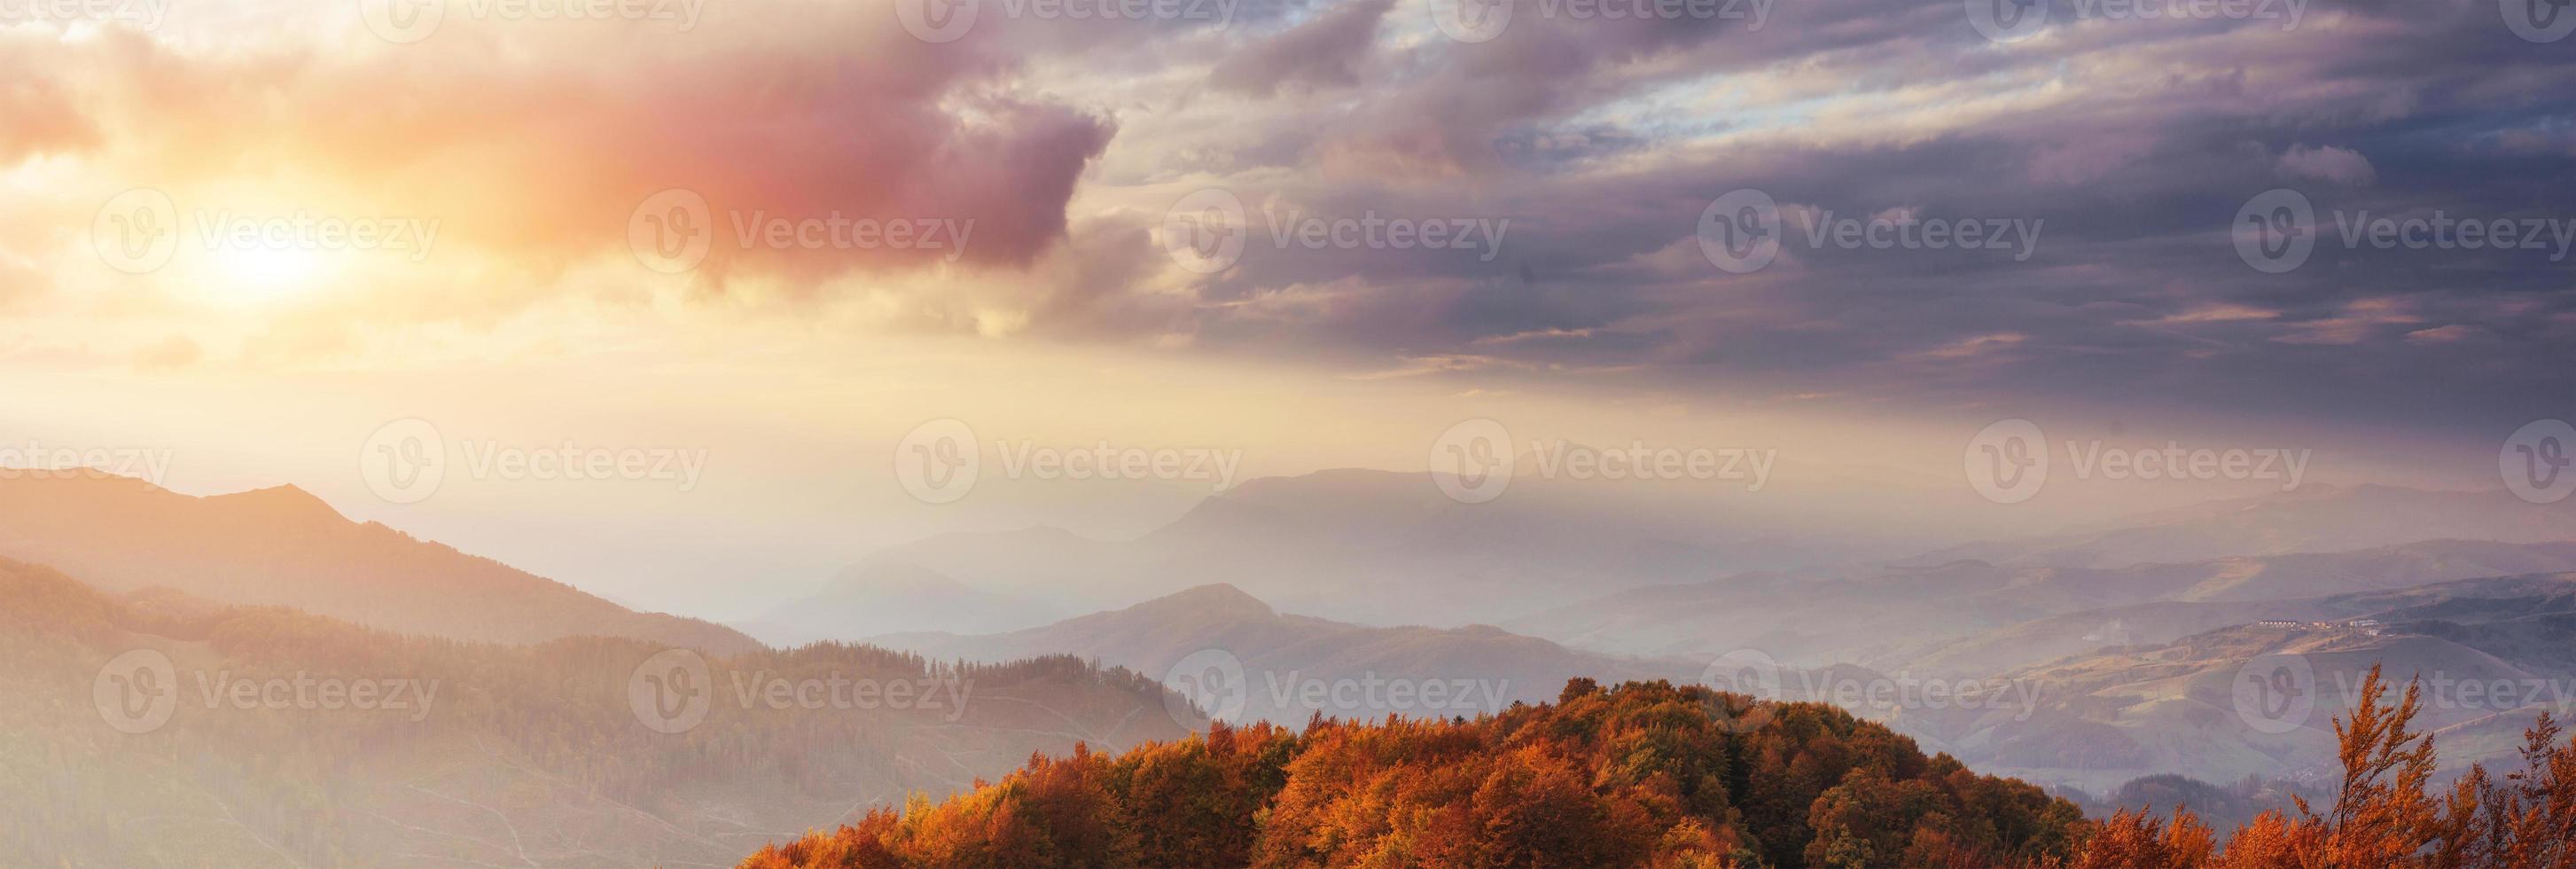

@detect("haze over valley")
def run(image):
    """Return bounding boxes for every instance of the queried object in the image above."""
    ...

[9,0,2576,862]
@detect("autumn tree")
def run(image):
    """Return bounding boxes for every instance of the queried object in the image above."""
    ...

[2050,665,2576,869]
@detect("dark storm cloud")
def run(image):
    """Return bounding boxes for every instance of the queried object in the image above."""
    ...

[26,0,2560,435]
[1081,0,2576,435]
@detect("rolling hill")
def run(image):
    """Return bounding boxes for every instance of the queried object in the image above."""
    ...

[872,583,1707,725]
[735,561,1067,647]
[1508,538,2576,665]
[1897,572,2576,795]
[1901,483,2576,571]
[0,474,762,654]
[0,556,1191,867]
[854,465,1985,630]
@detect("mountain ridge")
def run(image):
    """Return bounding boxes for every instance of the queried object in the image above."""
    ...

[0,474,763,654]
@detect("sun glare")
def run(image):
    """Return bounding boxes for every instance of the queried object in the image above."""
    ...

[207,246,340,304]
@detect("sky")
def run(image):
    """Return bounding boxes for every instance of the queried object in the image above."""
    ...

[1,0,2570,615]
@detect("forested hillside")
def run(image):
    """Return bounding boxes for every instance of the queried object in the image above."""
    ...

[745,671,2576,868]
[0,558,1189,866]
[746,678,2090,867]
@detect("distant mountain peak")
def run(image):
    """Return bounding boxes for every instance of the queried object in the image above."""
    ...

[207,484,347,522]
[1132,583,1276,619]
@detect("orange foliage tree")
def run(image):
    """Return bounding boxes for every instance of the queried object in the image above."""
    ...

[2057,665,2576,869]
[745,680,2087,868]
[744,668,2576,868]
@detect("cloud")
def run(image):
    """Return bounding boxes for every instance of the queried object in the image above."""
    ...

[2402,325,2481,344]
[2276,145,2376,186]
[12,7,1116,302]
[2273,299,2422,346]
[7,0,2576,438]
[1208,0,1393,97]
[0,45,98,164]
[131,334,202,370]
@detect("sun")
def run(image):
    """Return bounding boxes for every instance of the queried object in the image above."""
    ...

[207,246,342,304]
